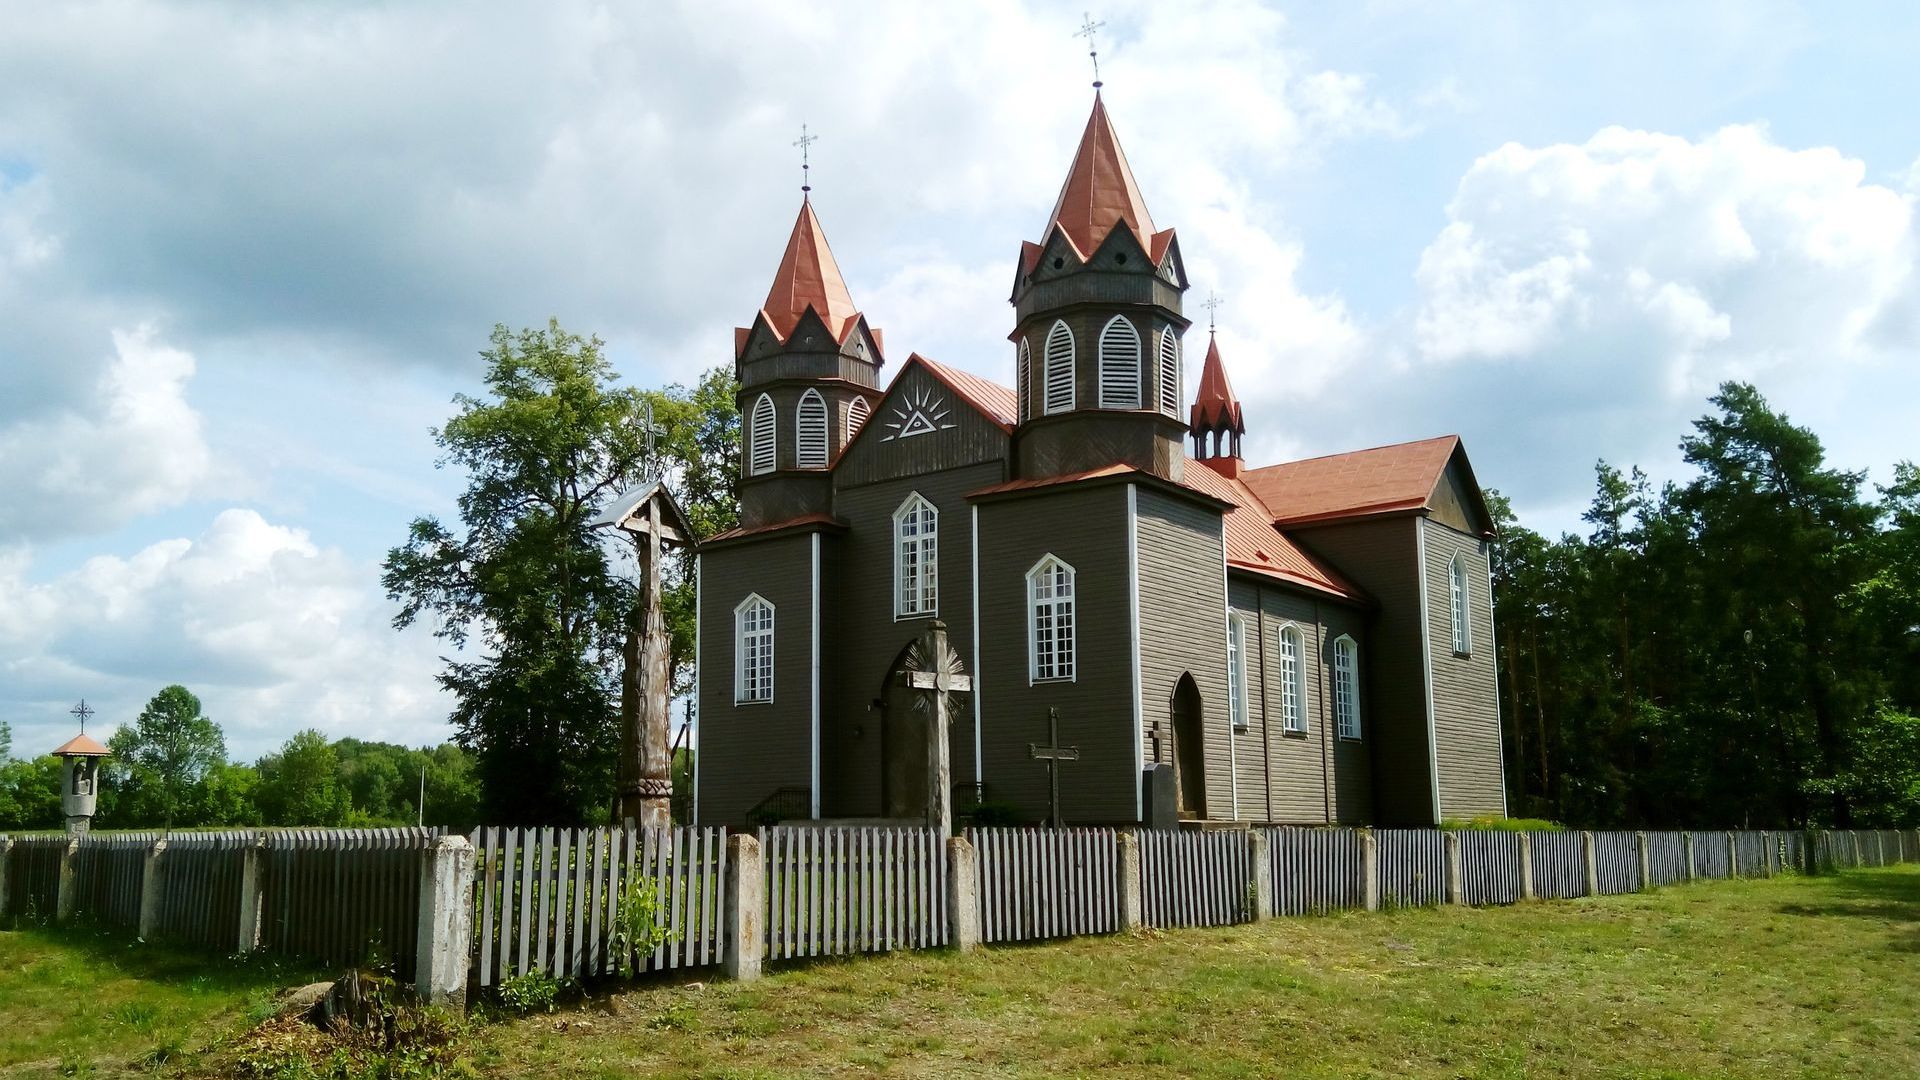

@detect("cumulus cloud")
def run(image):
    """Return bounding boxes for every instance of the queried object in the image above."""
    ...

[0,509,449,761]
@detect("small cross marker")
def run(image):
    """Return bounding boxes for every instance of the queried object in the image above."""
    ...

[1028,708,1081,828]
[70,699,95,733]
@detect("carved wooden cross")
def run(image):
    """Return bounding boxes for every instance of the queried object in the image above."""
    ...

[899,620,970,835]
[1028,707,1080,828]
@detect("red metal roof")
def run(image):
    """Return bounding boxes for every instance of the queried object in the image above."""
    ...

[1178,461,1360,600]
[756,197,863,344]
[1241,435,1460,528]
[1189,335,1243,434]
[1036,96,1175,266]
[912,355,1019,431]
[52,732,109,757]
[703,512,845,545]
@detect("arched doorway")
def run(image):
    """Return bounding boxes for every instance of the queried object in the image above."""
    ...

[879,642,929,819]
[1170,673,1206,818]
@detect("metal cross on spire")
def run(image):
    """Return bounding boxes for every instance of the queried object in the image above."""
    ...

[793,124,819,195]
[1075,12,1106,90]
[70,699,95,733]
[1204,290,1224,334]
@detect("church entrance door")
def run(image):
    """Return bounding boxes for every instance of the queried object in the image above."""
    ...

[881,643,930,819]
[1170,674,1206,818]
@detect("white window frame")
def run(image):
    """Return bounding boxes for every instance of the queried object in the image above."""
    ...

[748,393,776,476]
[1334,634,1361,739]
[1227,610,1248,730]
[1098,315,1142,409]
[893,493,939,619]
[1026,554,1077,683]
[1043,319,1075,414]
[1450,553,1473,656]
[1017,338,1032,422]
[734,594,775,704]
[1157,327,1181,416]
[1278,624,1308,734]
[795,388,828,469]
[847,396,871,442]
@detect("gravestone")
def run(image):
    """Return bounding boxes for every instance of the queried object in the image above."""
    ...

[1142,764,1178,830]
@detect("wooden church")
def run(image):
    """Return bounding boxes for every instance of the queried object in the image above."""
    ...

[694,95,1507,829]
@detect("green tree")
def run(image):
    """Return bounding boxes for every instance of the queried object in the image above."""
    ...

[254,729,351,826]
[384,321,650,824]
[106,685,226,829]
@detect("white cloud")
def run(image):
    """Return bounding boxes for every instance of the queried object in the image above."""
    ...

[0,509,449,761]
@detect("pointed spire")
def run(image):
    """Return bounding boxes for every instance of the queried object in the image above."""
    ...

[1190,334,1244,436]
[759,197,862,342]
[1043,95,1158,260]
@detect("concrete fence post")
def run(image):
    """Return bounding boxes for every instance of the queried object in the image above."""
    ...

[1850,831,1863,867]
[1729,832,1741,877]
[1758,832,1773,877]
[1580,832,1599,897]
[723,833,764,981]
[1116,831,1143,932]
[236,837,266,953]
[1361,828,1380,912]
[55,838,79,923]
[413,835,475,1007]
[0,837,12,920]
[1248,831,1272,921]
[1682,832,1697,882]
[138,838,168,940]
[1634,832,1651,891]
[1804,830,1820,874]
[1444,831,1465,906]
[1518,833,1536,901]
[946,836,979,952]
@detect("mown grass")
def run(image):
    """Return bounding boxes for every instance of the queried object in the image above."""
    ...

[0,923,323,1077]
[468,865,1920,1079]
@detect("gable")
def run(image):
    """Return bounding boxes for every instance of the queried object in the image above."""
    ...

[1426,446,1494,537]
[833,360,1011,488]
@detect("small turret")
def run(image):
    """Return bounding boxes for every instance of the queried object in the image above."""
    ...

[1190,334,1245,478]
[52,730,109,835]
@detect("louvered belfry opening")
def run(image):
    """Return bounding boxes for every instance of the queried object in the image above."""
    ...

[1008,94,1190,483]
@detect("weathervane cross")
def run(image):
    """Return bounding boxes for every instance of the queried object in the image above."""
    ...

[793,124,819,194]
[1204,290,1223,333]
[70,699,95,733]
[1075,13,1106,90]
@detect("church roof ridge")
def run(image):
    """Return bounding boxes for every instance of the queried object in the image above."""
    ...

[907,354,1019,431]
[1189,334,1244,434]
[1037,95,1165,264]
[757,196,864,344]
[1240,434,1465,529]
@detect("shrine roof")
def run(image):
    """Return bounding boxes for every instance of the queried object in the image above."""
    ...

[53,732,109,757]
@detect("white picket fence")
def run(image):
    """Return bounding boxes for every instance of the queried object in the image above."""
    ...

[1266,827,1367,914]
[1456,830,1524,905]
[1139,829,1252,928]
[759,826,948,960]
[969,826,1120,943]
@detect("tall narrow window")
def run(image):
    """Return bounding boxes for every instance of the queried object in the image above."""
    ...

[795,389,828,468]
[1098,315,1142,409]
[1027,555,1076,682]
[1157,327,1181,416]
[847,396,871,442]
[1043,320,1075,414]
[893,494,938,618]
[1449,554,1473,655]
[748,393,776,476]
[1278,625,1307,733]
[1017,338,1032,422]
[1227,611,1248,730]
[735,595,775,703]
[1334,635,1361,739]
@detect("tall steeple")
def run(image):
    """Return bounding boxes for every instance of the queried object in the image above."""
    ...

[1190,333,1246,478]
[734,195,883,528]
[1009,94,1189,483]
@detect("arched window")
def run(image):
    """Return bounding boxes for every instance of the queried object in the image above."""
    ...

[1333,635,1361,739]
[1098,315,1142,409]
[748,393,776,476]
[893,494,938,618]
[1043,320,1075,414]
[1227,611,1248,730]
[1449,554,1473,655]
[735,594,775,703]
[1157,327,1181,417]
[847,396,871,442]
[1017,338,1032,422]
[1026,555,1076,682]
[795,389,828,469]
[1278,625,1307,733]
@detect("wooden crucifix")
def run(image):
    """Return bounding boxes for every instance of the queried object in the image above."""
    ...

[1028,708,1080,828]
[595,480,693,829]
[900,620,971,836]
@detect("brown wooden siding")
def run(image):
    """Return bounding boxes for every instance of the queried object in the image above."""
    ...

[696,533,818,827]
[1323,601,1374,824]
[833,365,1010,489]
[1134,487,1232,818]
[1428,460,1485,536]
[1287,517,1437,825]
[1423,517,1507,819]
[974,485,1135,824]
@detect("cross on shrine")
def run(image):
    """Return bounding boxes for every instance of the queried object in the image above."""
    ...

[70,699,95,733]
[639,399,667,457]
[1028,707,1080,828]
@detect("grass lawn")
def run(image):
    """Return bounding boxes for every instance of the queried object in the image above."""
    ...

[0,924,321,1077]
[467,865,1920,1079]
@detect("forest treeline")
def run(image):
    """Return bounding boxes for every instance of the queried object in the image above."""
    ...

[1492,384,1919,829]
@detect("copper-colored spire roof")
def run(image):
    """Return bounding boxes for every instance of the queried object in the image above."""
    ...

[759,197,862,342]
[1044,95,1158,259]
[1190,335,1244,433]
[53,732,109,757]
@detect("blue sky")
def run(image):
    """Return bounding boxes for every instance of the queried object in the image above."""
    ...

[1,0,1915,761]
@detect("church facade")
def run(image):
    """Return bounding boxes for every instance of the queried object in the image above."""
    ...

[694,96,1507,829]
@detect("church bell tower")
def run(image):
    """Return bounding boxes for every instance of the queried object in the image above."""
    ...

[1009,95,1190,482]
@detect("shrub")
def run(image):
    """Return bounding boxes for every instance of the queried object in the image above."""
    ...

[1441,816,1564,833]
[495,971,565,1016]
